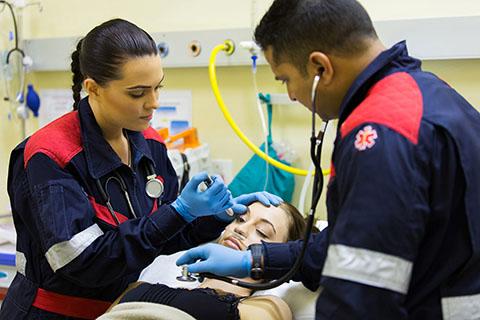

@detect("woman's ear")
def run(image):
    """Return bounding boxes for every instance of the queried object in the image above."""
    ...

[83,78,100,97]
[308,52,334,85]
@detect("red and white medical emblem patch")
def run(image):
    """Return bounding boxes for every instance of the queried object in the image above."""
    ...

[354,125,378,151]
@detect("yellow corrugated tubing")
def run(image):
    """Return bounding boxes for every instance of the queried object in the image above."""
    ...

[208,42,330,176]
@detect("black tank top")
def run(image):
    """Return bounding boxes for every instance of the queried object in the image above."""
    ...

[120,283,242,320]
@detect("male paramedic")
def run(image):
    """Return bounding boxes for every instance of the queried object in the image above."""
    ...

[177,0,480,318]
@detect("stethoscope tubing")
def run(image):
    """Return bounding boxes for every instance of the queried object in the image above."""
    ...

[95,161,161,225]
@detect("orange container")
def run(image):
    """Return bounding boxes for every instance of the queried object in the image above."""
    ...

[157,127,201,151]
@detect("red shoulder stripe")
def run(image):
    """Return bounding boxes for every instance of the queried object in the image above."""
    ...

[88,196,128,226]
[24,111,83,168]
[340,72,423,145]
[142,127,164,143]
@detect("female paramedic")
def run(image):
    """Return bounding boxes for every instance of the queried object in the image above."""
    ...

[0,18,281,320]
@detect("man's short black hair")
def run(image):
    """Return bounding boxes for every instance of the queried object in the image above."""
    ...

[254,0,378,74]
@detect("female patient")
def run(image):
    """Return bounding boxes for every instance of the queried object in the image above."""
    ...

[100,202,307,320]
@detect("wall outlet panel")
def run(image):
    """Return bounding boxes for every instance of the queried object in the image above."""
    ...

[24,16,480,72]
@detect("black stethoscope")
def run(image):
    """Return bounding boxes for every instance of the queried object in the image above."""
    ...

[198,74,329,289]
[95,161,164,225]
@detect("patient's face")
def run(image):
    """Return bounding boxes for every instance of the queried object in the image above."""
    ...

[218,202,290,251]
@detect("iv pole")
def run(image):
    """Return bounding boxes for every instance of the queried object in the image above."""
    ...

[1,0,41,139]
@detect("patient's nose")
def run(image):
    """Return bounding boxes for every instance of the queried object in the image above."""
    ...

[234,225,248,239]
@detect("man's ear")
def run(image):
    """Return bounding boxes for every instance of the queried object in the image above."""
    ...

[308,52,333,85]
[83,78,100,97]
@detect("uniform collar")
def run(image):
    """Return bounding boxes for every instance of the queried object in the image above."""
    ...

[337,41,422,126]
[78,98,155,179]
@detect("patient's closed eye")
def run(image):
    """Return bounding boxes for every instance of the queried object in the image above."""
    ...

[256,229,269,238]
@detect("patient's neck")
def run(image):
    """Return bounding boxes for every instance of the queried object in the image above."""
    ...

[199,278,253,297]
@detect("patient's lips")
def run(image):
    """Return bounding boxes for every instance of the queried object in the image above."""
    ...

[223,235,244,251]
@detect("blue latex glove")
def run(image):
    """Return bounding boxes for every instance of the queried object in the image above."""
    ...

[214,191,283,222]
[214,190,236,222]
[230,191,283,215]
[172,172,233,222]
[176,243,252,278]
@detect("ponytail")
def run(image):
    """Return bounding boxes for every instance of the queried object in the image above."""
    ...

[71,38,84,110]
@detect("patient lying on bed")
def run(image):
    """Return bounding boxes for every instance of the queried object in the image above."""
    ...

[99,202,309,320]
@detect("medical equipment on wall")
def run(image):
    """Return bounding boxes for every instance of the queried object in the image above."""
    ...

[229,101,296,202]
[210,40,325,213]
[179,67,329,290]
[95,161,163,225]
[25,82,39,116]
[208,40,330,177]
[240,40,271,191]
[1,0,41,139]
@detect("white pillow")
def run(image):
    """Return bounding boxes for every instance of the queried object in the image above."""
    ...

[139,251,319,320]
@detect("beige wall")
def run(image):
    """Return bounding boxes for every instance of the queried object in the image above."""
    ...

[1,0,480,218]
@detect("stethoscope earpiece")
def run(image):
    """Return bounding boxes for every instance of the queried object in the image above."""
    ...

[311,75,321,104]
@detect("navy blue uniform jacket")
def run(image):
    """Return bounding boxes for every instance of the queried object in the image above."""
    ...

[0,98,227,319]
[262,42,480,319]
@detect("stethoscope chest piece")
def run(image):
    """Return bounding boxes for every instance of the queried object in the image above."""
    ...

[146,175,164,199]
[176,265,197,282]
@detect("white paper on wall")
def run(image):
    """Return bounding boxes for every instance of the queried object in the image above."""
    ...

[152,90,192,134]
[37,89,192,134]
[38,89,74,128]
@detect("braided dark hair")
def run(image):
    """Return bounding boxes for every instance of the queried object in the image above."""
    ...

[71,39,84,109]
[70,18,158,110]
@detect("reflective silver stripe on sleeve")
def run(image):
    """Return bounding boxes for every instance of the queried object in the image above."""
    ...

[16,251,26,275]
[322,244,413,294]
[45,224,104,272]
[442,293,480,320]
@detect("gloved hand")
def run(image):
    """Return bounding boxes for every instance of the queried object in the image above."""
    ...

[230,191,283,215]
[176,243,252,278]
[214,191,283,222]
[171,172,233,222]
